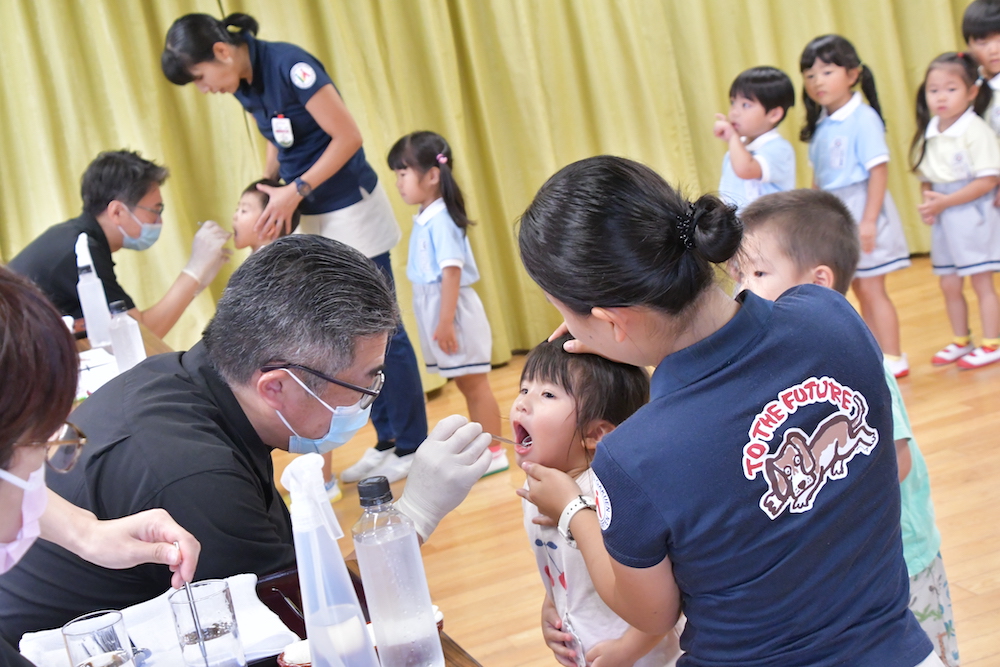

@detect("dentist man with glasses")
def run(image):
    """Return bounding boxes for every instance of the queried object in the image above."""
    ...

[0,235,492,645]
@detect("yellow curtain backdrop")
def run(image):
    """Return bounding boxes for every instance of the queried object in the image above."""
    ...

[0,0,975,384]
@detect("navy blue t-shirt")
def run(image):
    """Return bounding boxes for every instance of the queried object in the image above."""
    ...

[591,287,931,667]
[233,34,378,215]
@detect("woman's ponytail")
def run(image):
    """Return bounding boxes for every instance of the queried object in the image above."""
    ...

[688,194,742,264]
[222,13,259,37]
[162,12,258,85]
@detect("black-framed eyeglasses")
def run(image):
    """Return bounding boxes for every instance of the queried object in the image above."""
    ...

[17,422,87,473]
[260,363,384,410]
[132,204,165,223]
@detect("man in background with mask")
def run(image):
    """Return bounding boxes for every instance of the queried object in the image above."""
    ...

[0,236,492,644]
[8,150,231,338]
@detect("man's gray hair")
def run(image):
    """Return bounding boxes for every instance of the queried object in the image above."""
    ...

[203,236,399,389]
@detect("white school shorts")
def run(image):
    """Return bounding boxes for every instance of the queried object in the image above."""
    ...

[829,180,911,278]
[930,179,1000,276]
[296,182,402,258]
[412,283,493,378]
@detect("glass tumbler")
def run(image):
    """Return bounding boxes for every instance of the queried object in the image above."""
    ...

[168,580,246,667]
[61,610,135,667]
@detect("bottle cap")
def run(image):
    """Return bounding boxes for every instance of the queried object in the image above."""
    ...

[358,476,393,506]
[77,265,94,276]
[109,300,128,315]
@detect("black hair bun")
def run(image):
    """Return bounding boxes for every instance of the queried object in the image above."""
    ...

[689,194,743,264]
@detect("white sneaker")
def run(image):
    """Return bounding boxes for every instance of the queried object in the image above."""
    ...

[325,477,342,503]
[369,453,415,484]
[932,342,975,366]
[341,447,391,483]
[885,353,909,379]
[482,449,510,477]
[958,345,1000,369]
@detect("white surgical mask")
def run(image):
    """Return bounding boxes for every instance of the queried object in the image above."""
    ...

[0,465,47,574]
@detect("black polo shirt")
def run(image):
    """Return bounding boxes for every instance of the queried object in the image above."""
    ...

[0,342,294,644]
[0,639,31,666]
[7,213,134,319]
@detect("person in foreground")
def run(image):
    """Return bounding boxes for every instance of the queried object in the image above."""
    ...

[0,267,200,665]
[0,236,491,645]
[514,335,681,666]
[516,156,938,666]
[8,150,231,338]
[732,189,959,667]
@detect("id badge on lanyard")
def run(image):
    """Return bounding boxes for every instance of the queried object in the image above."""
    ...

[271,114,294,148]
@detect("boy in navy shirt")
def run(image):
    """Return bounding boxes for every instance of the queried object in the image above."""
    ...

[714,66,797,211]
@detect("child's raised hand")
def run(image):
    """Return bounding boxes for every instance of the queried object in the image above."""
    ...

[434,320,459,356]
[541,596,578,667]
[517,461,582,522]
[713,114,735,141]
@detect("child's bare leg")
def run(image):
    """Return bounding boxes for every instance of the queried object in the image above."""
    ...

[454,373,502,448]
[852,274,902,356]
[970,272,1000,339]
[939,274,969,338]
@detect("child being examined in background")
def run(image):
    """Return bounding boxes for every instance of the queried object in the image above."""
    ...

[731,189,959,667]
[231,179,302,253]
[513,335,682,667]
[714,66,797,211]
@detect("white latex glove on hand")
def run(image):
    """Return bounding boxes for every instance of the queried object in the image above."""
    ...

[395,415,492,541]
[183,220,233,287]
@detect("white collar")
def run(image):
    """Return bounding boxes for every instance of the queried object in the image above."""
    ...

[414,198,446,226]
[745,129,781,150]
[988,70,1000,91]
[824,91,863,122]
[925,106,977,139]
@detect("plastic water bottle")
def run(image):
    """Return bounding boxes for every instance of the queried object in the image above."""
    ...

[75,233,111,348]
[108,301,146,374]
[352,477,444,667]
[281,455,380,667]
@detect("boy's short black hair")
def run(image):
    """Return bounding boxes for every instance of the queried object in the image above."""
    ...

[740,190,858,295]
[729,66,796,126]
[964,0,1000,41]
[242,178,301,235]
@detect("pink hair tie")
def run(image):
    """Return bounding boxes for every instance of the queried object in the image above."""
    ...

[436,153,448,165]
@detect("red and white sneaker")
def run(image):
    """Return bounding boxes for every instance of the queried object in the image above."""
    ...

[932,342,975,366]
[885,353,909,379]
[957,346,1000,369]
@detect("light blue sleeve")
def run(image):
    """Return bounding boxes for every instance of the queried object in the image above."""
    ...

[883,364,913,443]
[854,108,890,169]
[427,213,466,266]
[757,139,797,190]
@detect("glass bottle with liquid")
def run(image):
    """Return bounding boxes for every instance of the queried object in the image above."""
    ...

[108,300,146,373]
[352,476,444,667]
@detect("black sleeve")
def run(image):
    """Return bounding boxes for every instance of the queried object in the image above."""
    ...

[0,637,33,667]
[150,470,296,581]
[89,237,134,310]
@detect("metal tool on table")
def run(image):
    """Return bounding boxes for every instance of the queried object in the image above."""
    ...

[174,542,210,667]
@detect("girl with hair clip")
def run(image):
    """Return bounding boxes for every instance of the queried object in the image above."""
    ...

[911,51,1000,371]
[162,13,429,487]
[514,335,682,667]
[800,34,912,378]
[518,155,939,666]
[388,131,507,476]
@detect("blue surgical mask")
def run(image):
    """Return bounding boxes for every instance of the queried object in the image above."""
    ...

[276,370,372,455]
[119,212,162,251]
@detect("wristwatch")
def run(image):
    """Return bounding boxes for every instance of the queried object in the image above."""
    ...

[558,495,597,549]
[294,177,312,197]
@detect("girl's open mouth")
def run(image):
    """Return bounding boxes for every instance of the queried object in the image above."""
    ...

[513,423,533,455]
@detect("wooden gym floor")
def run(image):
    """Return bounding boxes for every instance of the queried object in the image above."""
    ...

[273,256,1000,666]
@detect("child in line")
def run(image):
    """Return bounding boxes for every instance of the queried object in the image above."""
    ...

[733,189,959,667]
[910,52,1000,369]
[514,335,681,667]
[799,34,911,378]
[714,66,797,211]
[387,131,508,477]
[964,0,1000,134]
[231,179,302,252]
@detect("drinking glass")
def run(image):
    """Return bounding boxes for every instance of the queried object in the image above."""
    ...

[168,580,246,667]
[61,610,135,667]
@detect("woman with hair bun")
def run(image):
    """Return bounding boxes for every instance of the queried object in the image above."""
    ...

[162,13,428,484]
[517,156,936,666]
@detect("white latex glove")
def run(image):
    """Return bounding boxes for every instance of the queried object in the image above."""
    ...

[182,220,233,287]
[395,415,492,541]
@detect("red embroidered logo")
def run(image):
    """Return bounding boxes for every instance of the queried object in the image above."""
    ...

[742,377,879,520]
